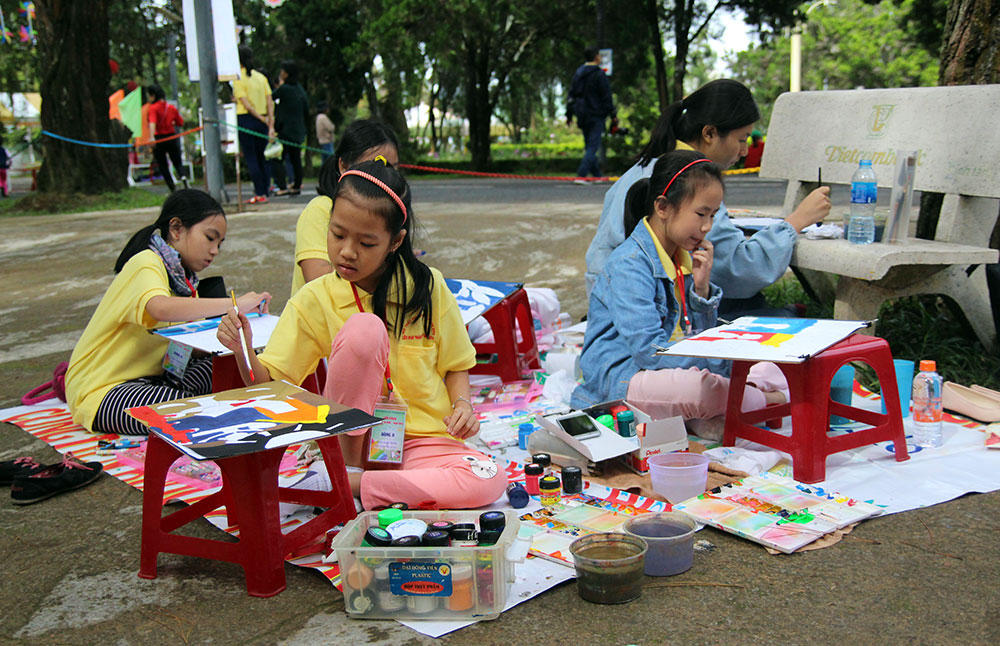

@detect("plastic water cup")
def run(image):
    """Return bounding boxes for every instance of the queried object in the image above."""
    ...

[880,359,915,418]
[568,533,647,604]
[830,365,855,425]
[623,512,697,576]
[647,453,710,503]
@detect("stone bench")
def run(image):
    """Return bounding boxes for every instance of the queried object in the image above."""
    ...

[761,85,1000,349]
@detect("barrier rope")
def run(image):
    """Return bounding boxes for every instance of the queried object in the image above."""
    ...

[38,123,763,181]
[42,126,204,149]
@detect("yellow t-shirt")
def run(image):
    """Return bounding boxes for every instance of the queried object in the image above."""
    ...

[642,218,693,341]
[259,267,476,438]
[291,196,333,296]
[233,67,271,116]
[65,250,173,430]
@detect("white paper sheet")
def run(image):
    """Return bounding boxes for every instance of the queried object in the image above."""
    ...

[153,313,279,356]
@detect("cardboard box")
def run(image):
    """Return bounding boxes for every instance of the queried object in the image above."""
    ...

[580,400,688,474]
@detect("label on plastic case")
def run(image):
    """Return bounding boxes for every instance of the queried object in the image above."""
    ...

[388,562,453,596]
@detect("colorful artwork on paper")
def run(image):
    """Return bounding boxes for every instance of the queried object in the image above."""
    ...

[519,493,668,566]
[127,381,380,461]
[445,278,521,325]
[472,379,543,413]
[672,472,883,554]
[657,317,869,364]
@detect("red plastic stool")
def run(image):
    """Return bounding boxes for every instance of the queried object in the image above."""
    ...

[469,287,541,382]
[138,433,356,597]
[722,333,910,483]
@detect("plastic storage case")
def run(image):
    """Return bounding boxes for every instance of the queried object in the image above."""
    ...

[330,509,521,620]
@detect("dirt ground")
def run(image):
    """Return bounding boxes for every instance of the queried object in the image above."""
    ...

[0,197,998,645]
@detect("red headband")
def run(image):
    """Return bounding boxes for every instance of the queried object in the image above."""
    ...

[660,158,713,198]
[339,169,408,223]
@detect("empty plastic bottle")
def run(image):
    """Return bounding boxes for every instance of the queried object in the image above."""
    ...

[848,160,877,244]
[911,359,943,448]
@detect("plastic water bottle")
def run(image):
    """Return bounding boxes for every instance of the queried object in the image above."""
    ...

[911,359,943,448]
[848,160,877,244]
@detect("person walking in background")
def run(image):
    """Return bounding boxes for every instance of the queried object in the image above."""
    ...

[315,101,335,165]
[272,60,310,196]
[146,84,188,192]
[0,133,11,197]
[233,46,275,204]
[743,130,764,169]
[567,46,614,183]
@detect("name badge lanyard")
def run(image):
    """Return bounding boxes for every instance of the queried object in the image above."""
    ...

[163,276,199,378]
[350,282,394,395]
[672,251,692,336]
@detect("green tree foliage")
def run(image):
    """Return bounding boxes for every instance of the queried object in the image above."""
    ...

[728,0,940,127]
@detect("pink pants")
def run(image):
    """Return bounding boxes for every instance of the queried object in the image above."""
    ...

[322,313,507,510]
[626,363,787,421]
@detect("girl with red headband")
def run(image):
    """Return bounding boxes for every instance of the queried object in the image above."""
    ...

[571,150,787,439]
[218,160,506,510]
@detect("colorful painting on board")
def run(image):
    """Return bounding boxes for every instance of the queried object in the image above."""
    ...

[672,473,883,554]
[127,381,380,461]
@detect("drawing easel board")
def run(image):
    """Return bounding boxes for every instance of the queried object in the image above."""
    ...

[672,472,883,554]
[655,317,870,364]
[446,278,523,325]
[153,312,279,356]
[127,380,380,461]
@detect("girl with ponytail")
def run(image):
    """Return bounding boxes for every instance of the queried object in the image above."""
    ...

[572,150,788,439]
[218,160,506,511]
[65,189,270,434]
[585,79,830,317]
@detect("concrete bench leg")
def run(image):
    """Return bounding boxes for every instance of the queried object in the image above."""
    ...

[834,265,996,351]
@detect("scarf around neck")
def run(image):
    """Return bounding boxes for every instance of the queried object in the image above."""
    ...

[149,232,198,297]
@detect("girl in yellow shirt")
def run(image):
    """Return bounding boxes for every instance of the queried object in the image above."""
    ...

[65,190,270,434]
[219,161,506,510]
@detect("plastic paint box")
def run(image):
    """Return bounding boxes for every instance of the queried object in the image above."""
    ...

[330,509,522,621]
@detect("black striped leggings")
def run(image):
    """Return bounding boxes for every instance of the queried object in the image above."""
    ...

[93,356,214,435]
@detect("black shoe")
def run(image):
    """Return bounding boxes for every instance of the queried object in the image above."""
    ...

[10,453,103,505]
[0,457,46,485]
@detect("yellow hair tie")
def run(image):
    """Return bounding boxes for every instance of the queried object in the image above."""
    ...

[374,155,388,166]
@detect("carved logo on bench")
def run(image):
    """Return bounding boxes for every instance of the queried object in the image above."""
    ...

[866,104,897,139]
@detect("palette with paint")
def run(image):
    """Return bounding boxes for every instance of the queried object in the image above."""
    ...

[672,473,883,553]
[518,493,659,565]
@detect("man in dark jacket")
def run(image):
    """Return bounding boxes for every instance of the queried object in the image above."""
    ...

[567,46,614,182]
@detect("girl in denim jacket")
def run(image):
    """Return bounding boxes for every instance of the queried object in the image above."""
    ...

[571,151,786,439]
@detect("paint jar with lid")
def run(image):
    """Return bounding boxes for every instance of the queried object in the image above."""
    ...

[531,453,552,475]
[524,463,544,495]
[539,475,562,506]
[449,523,478,547]
[373,561,406,611]
[446,563,475,611]
[517,422,535,450]
[561,466,583,494]
[377,507,404,529]
[506,482,529,509]
[616,410,636,438]
[385,518,428,542]
[361,527,393,547]
[479,511,507,533]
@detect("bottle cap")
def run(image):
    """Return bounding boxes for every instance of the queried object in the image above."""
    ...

[610,405,629,420]
[421,530,451,546]
[377,508,404,528]
[539,475,561,491]
[477,529,502,546]
[860,159,872,165]
[531,453,552,468]
[428,520,454,533]
[524,463,544,476]
[390,535,421,547]
[560,466,583,494]
[387,501,409,510]
[362,527,393,547]
[385,518,428,541]
[449,523,478,542]
[919,360,936,372]
[617,410,635,422]
[479,510,507,532]
[595,414,615,429]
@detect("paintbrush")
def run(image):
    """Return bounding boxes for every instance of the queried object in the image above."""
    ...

[230,290,255,382]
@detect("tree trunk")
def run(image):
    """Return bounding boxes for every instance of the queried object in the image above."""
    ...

[35,0,127,194]
[465,46,492,171]
[917,0,1000,243]
[671,0,693,104]
[648,0,670,110]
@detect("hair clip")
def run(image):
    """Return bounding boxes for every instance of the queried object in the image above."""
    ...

[339,169,407,223]
[374,155,388,166]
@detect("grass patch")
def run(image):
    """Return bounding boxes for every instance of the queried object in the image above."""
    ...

[765,275,1000,391]
[0,188,164,216]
